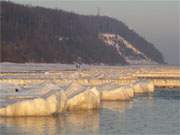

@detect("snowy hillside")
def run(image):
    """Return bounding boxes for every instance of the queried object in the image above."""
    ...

[99,33,157,65]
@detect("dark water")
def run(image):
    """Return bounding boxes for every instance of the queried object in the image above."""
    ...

[0,89,179,135]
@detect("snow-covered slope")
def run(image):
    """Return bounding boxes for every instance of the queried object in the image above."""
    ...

[99,33,157,65]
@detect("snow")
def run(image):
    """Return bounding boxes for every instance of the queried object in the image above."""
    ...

[99,33,154,64]
[58,36,69,41]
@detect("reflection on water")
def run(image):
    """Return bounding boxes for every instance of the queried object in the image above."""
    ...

[0,116,58,135]
[101,101,133,111]
[0,89,180,135]
[0,110,100,135]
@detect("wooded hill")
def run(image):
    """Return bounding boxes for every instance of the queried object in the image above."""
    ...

[0,1,165,64]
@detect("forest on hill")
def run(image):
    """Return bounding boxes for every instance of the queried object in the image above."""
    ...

[0,1,165,64]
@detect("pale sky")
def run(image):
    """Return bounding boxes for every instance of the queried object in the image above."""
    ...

[3,0,180,65]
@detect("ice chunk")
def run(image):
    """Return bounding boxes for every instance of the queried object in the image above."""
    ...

[65,82,100,111]
[0,83,66,116]
[96,83,134,101]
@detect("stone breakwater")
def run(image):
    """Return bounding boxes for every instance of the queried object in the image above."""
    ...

[0,65,179,116]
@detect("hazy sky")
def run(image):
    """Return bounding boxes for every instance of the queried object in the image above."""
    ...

[5,0,180,65]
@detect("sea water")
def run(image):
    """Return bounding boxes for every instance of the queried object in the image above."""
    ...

[0,89,179,135]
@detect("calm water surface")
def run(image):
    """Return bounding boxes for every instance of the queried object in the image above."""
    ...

[0,89,179,135]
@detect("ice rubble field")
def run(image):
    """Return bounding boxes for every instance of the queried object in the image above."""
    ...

[0,63,179,116]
